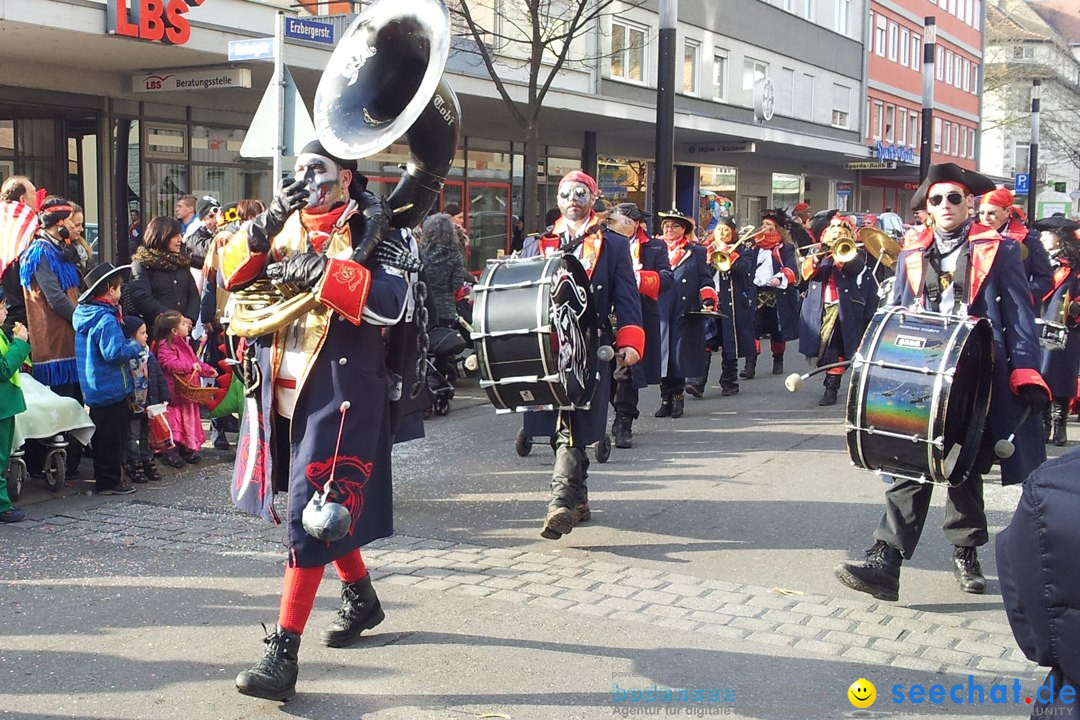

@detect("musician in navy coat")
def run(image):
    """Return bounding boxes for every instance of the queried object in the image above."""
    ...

[836,162,1050,604]
[529,171,644,542]
[978,188,1054,312]
[1034,216,1080,446]
[708,218,756,396]
[654,209,719,419]
[744,209,800,378]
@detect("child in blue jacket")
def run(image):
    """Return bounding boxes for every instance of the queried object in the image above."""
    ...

[73,263,143,495]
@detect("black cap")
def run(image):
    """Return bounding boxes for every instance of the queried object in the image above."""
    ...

[615,203,651,222]
[196,195,221,219]
[1034,215,1080,233]
[762,207,790,230]
[910,162,996,211]
[122,315,146,339]
[299,139,358,172]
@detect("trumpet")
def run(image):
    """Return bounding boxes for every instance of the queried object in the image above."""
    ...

[709,228,758,272]
[796,238,862,263]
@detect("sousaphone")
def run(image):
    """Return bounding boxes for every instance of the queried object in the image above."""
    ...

[229,0,461,338]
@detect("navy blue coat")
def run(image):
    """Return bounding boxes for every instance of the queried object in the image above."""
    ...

[748,243,801,343]
[659,244,714,379]
[891,223,1046,485]
[798,251,875,359]
[997,448,1080,694]
[1040,268,1080,399]
[713,247,756,358]
[1003,220,1055,313]
[522,227,644,446]
[629,234,673,388]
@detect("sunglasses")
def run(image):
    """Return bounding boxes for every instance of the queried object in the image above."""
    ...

[558,188,590,201]
[928,192,965,207]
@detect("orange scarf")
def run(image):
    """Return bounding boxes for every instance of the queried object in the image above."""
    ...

[301,203,348,253]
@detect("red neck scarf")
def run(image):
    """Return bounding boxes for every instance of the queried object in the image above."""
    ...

[756,229,783,250]
[301,203,349,253]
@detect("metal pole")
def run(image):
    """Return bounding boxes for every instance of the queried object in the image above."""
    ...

[1028,79,1040,220]
[273,10,286,183]
[653,0,677,232]
[919,16,936,184]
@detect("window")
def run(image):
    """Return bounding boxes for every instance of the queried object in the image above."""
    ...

[611,19,647,82]
[783,0,796,11]
[875,13,886,56]
[1014,141,1030,172]
[797,73,815,116]
[900,27,910,67]
[884,104,895,143]
[933,117,942,152]
[712,51,728,101]
[778,67,795,117]
[912,34,921,71]
[936,46,944,80]
[952,124,960,156]
[943,121,951,155]
[945,50,953,85]
[872,100,884,140]
[962,58,971,90]
[959,0,967,23]
[804,0,813,21]
[836,0,851,35]
[742,58,769,107]
[971,63,979,93]
[969,127,976,158]
[973,0,981,27]
[832,83,851,128]
[910,112,918,148]
[887,21,898,62]
[948,0,957,14]
[683,40,699,95]
[1013,46,1035,60]
[959,127,966,157]
[898,108,907,145]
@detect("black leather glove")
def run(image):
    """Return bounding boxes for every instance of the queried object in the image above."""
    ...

[373,230,423,273]
[266,252,328,291]
[250,178,308,253]
[348,190,389,265]
[1019,384,1049,412]
[1068,299,1080,320]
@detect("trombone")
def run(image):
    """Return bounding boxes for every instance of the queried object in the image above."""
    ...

[710,225,762,272]
[795,237,862,264]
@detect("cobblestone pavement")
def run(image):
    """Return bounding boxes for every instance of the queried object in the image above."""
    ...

[16,500,1040,684]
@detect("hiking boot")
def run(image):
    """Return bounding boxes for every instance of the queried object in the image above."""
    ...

[142,461,162,483]
[654,398,672,418]
[772,355,784,375]
[613,416,633,449]
[235,625,301,701]
[574,502,591,524]
[740,360,756,379]
[670,393,685,419]
[320,575,385,648]
[819,374,841,407]
[540,506,575,540]
[684,383,704,398]
[953,546,986,594]
[834,540,902,601]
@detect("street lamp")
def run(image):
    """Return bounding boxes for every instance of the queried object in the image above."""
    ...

[1028,78,1040,219]
[919,16,936,183]
[653,0,676,230]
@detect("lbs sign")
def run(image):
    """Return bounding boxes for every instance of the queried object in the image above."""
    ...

[107,0,206,45]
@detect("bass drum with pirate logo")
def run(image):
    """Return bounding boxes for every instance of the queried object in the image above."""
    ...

[846,308,994,486]
[472,254,599,412]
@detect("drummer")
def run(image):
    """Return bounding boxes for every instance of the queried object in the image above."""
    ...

[797,215,875,407]
[530,170,644,541]
[977,187,1053,312]
[1034,216,1080,446]
[836,162,1049,602]
[653,209,718,418]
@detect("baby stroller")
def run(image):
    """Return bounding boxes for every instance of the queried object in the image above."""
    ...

[424,321,472,417]
[5,375,94,501]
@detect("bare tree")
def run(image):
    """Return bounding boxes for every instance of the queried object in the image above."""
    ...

[448,0,643,232]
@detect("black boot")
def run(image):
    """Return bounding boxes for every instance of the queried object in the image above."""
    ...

[235,625,301,701]
[320,574,386,647]
[740,358,756,380]
[819,374,841,406]
[1044,406,1054,444]
[720,358,739,396]
[654,395,673,418]
[685,383,704,398]
[834,540,902,601]
[952,546,986,594]
[613,415,633,449]
[142,461,162,483]
[670,393,685,419]
[772,354,784,375]
[125,460,148,484]
[1052,399,1069,447]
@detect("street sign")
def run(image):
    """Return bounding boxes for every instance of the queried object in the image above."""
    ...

[229,37,275,62]
[283,17,335,46]
[1014,173,1030,194]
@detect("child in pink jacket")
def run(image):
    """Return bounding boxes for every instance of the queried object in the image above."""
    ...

[152,310,216,464]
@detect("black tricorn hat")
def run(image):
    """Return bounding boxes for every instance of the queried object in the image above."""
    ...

[910,163,996,212]
[1033,215,1079,232]
[79,262,130,303]
[298,139,358,173]
[615,202,651,222]
[761,207,791,230]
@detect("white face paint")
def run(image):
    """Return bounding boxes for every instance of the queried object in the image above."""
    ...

[557,181,594,224]
[294,153,345,211]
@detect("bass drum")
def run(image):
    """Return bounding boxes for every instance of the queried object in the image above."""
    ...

[846,308,994,486]
[472,254,599,412]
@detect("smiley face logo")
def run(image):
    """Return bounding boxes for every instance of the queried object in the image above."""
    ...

[848,678,876,708]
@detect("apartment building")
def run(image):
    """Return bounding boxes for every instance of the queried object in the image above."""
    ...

[860,0,984,214]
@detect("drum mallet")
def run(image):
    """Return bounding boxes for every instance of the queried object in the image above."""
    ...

[597,345,627,363]
[994,406,1033,459]
[784,361,852,392]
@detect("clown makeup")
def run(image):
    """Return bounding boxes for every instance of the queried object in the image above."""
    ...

[295,153,347,211]
[977,203,1009,230]
[557,181,594,224]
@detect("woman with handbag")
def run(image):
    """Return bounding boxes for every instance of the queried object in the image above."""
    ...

[152,310,216,465]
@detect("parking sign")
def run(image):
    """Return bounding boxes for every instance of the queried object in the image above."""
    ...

[1015,173,1030,194]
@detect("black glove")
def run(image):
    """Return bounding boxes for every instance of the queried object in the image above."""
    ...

[1068,299,1080,320]
[266,252,328,291]
[1018,384,1049,412]
[348,190,389,265]
[250,178,308,253]
[373,230,423,273]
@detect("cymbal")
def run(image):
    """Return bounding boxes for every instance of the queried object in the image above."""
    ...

[686,309,728,319]
[858,227,900,270]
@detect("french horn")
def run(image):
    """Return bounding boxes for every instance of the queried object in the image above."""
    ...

[230,0,461,338]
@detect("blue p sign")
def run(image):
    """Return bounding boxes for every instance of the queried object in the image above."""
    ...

[1015,173,1030,194]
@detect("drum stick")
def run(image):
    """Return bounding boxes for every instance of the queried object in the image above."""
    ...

[994,406,1033,459]
[783,361,852,392]
[597,345,627,363]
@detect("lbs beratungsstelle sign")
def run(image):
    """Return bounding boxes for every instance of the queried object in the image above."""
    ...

[133,68,251,93]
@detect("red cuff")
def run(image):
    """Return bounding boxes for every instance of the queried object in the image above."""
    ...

[315,258,372,325]
[700,287,719,305]
[780,267,797,285]
[615,325,646,359]
[638,270,661,301]
[1010,368,1051,401]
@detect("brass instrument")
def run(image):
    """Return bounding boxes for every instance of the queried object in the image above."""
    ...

[230,0,460,338]
[710,226,760,272]
[857,227,900,270]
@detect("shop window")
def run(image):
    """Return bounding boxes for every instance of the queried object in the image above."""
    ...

[191,126,245,165]
[146,163,189,220]
[699,165,736,232]
[145,122,187,161]
[772,173,802,209]
[0,120,13,156]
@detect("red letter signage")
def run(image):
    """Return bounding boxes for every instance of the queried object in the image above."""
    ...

[107,0,197,45]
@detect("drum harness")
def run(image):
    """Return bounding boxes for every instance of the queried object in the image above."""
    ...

[924,237,970,315]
